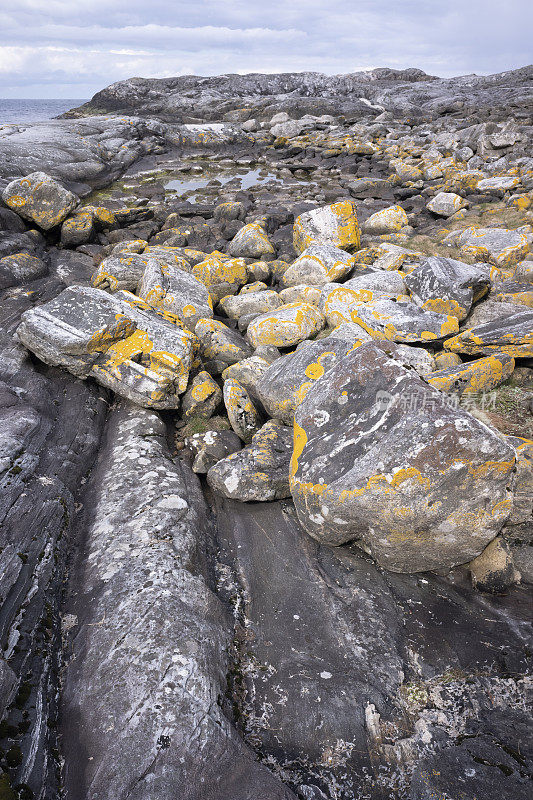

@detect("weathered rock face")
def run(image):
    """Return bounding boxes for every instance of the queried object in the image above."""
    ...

[60,404,296,800]
[458,227,530,267]
[281,244,356,287]
[293,201,360,254]
[207,419,292,501]
[0,252,47,290]
[2,172,79,229]
[185,429,242,473]
[256,337,354,423]
[444,309,533,357]
[404,256,491,320]
[362,205,409,235]
[351,299,459,342]
[16,286,198,408]
[426,191,468,217]
[427,353,515,394]
[290,343,516,572]
[228,221,275,258]
[137,257,213,331]
[247,302,325,348]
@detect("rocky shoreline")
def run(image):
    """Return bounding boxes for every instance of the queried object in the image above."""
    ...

[0,67,532,800]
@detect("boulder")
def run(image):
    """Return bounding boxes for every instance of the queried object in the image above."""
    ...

[362,205,409,235]
[347,177,390,199]
[319,283,405,328]
[228,221,275,259]
[290,342,515,572]
[351,299,459,343]
[221,355,271,397]
[426,192,468,217]
[137,258,213,331]
[181,371,222,419]
[247,302,325,349]
[281,244,356,287]
[2,171,78,230]
[458,227,529,268]
[60,209,95,246]
[194,318,253,367]
[293,201,361,254]
[91,252,150,292]
[219,290,282,320]
[223,378,262,442]
[207,420,292,501]
[404,256,490,320]
[278,284,321,306]
[255,338,354,423]
[444,310,533,357]
[0,252,47,290]
[16,286,198,408]
[469,537,520,593]
[192,254,248,303]
[427,354,515,395]
[185,429,242,473]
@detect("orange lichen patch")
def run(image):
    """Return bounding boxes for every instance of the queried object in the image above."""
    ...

[290,421,308,477]
[421,296,467,318]
[86,314,137,353]
[495,289,533,308]
[444,328,533,357]
[293,200,361,254]
[247,302,324,348]
[192,255,248,288]
[428,355,515,394]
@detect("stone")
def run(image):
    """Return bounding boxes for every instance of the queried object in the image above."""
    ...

[278,284,321,305]
[207,420,292,501]
[469,537,520,593]
[91,252,150,292]
[434,351,462,369]
[444,309,533,357]
[219,290,282,320]
[181,371,222,419]
[293,201,361,254]
[444,169,484,194]
[185,429,242,473]
[392,160,423,182]
[351,299,459,343]
[16,286,198,408]
[60,210,95,246]
[494,281,533,308]
[228,221,275,259]
[137,258,213,331]
[347,177,390,199]
[192,254,248,303]
[221,355,271,397]
[427,353,515,394]
[2,171,78,230]
[194,318,253,367]
[426,191,468,217]
[505,436,533,535]
[246,302,325,349]
[477,176,521,194]
[281,244,356,287]
[213,201,247,222]
[290,342,515,571]
[0,252,47,290]
[255,338,354,423]
[223,378,262,442]
[362,205,409,234]
[458,227,529,268]
[404,256,490,320]
[319,283,405,328]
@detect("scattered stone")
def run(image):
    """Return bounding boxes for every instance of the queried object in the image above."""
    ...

[426,192,468,217]
[223,378,262,442]
[138,259,213,331]
[228,221,275,259]
[281,244,356,287]
[293,201,361,254]
[181,371,222,419]
[247,302,325,348]
[192,254,248,302]
[185,429,242,473]
[362,205,409,235]
[207,420,292,501]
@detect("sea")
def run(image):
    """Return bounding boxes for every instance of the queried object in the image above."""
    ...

[0,99,87,125]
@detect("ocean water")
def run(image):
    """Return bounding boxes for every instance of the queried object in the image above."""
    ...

[0,99,87,124]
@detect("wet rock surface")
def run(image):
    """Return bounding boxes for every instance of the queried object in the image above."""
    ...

[0,66,532,799]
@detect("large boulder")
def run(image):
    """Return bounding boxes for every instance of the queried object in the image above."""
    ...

[458,227,529,268]
[137,258,213,331]
[192,254,248,303]
[404,256,490,320]
[319,283,405,327]
[207,420,292,501]
[2,171,78,230]
[444,310,533,357]
[361,205,408,235]
[16,286,198,408]
[427,354,515,395]
[290,342,516,572]
[281,244,355,287]
[293,201,361,254]
[219,290,282,320]
[426,191,468,217]
[246,302,325,348]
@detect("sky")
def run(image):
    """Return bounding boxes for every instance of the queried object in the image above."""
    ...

[0,0,531,99]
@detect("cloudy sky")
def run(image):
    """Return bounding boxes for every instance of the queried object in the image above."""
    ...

[1,0,531,98]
